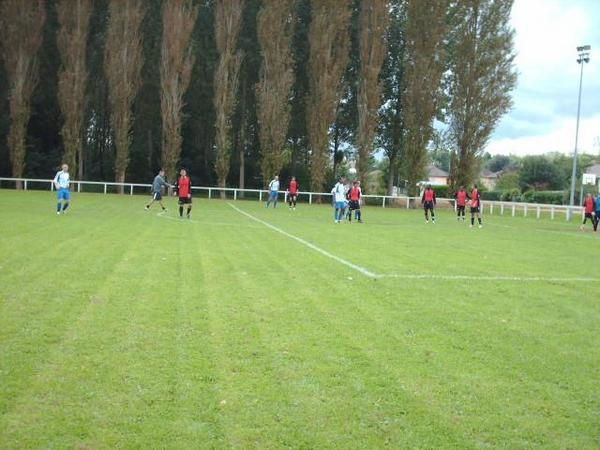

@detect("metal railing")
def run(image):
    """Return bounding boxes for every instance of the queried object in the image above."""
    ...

[0,177,585,220]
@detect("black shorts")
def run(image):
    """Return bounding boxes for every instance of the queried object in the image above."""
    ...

[178,197,192,205]
[423,201,434,210]
[348,200,360,210]
[457,205,465,213]
[289,193,298,201]
[584,212,594,219]
[152,191,162,201]
[470,206,480,214]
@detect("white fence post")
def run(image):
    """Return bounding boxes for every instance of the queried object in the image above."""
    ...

[234,189,237,201]
[500,203,504,215]
[536,206,541,219]
[551,207,555,220]
[24,180,28,190]
[382,197,386,208]
[490,203,494,215]
[78,182,81,193]
[512,204,516,217]
[524,204,528,217]
[259,191,262,202]
[309,193,313,205]
[104,183,107,194]
[130,184,133,195]
[209,188,212,199]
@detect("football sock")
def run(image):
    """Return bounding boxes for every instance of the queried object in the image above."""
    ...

[471,217,475,225]
[478,217,482,225]
[187,207,191,217]
[57,202,61,212]
[179,206,183,217]
[62,202,69,211]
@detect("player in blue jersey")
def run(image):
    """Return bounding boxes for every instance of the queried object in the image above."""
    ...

[53,163,71,215]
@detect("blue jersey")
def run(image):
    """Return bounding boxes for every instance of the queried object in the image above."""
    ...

[54,170,70,189]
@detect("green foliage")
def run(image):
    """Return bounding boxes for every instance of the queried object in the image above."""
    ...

[519,155,566,190]
[495,171,520,190]
[481,190,502,201]
[431,184,449,198]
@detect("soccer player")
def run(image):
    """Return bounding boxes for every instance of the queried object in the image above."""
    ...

[287,176,299,210]
[594,195,600,232]
[421,184,436,223]
[580,193,596,231]
[454,186,469,221]
[470,184,483,228]
[331,176,347,223]
[266,175,280,208]
[145,169,170,211]
[347,180,362,222]
[173,168,192,219]
[53,163,71,215]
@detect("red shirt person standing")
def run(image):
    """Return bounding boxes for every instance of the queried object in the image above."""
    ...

[174,168,193,219]
[581,193,596,231]
[287,176,299,210]
[470,184,482,228]
[454,186,469,222]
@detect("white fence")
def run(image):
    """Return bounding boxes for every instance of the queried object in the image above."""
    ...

[0,176,585,221]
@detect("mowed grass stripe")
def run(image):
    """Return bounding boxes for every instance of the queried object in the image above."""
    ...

[1,192,599,448]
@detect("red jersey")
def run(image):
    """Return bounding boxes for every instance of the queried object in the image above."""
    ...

[349,187,361,201]
[289,180,298,194]
[471,189,480,208]
[584,197,595,214]
[422,189,436,203]
[176,176,191,198]
[455,190,468,206]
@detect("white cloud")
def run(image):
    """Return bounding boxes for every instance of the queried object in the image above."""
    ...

[487,0,600,156]
[487,114,600,156]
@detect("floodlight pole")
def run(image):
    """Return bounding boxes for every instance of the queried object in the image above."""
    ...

[568,45,591,216]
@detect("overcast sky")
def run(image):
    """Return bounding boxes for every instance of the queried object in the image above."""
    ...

[486,0,600,156]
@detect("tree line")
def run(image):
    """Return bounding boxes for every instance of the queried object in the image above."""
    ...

[0,0,517,195]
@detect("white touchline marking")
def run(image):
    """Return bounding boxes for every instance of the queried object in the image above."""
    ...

[226,203,600,283]
[377,273,600,282]
[228,203,380,278]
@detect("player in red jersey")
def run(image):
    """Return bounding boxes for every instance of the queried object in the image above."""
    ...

[469,184,482,228]
[287,176,299,210]
[580,193,596,231]
[454,186,469,222]
[421,185,436,223]
[346,180,362,222]
[174,168,192,219]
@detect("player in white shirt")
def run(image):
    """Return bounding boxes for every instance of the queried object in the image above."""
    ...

[53,163,71,214]
[331,176,347,223]
[266,175,280,208]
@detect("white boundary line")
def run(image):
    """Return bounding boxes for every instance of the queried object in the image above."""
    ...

[227,203,380,278]
[225,203,600,283]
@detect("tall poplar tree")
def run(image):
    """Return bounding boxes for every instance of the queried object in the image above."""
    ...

[306,0,352,193]
[0,0,46,185]
[447,0,517,189]
[57,0,92,179]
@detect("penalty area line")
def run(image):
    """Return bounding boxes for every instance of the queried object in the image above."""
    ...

[227,204,600,284]
[227,203,380,278]
[377,273,600,282]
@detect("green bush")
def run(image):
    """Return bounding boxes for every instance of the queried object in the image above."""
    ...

[481,190,502,201]
[527,191,565,205]
[500,188,521,202]
[431,185,450,198]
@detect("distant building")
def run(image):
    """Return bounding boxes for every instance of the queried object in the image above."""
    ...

[480,169,500,190]
[426,165,449,185]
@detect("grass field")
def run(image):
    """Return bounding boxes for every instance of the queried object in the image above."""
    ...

[0,190,599,449]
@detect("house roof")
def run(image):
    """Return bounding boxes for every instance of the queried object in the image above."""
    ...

[585,164,600,176]
[481,169,500,178]
[427,165,449,177]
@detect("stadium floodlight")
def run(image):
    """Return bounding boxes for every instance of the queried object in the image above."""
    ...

[568,45,591,216]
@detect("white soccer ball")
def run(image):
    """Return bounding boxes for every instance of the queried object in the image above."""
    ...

[348,168,357,175]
